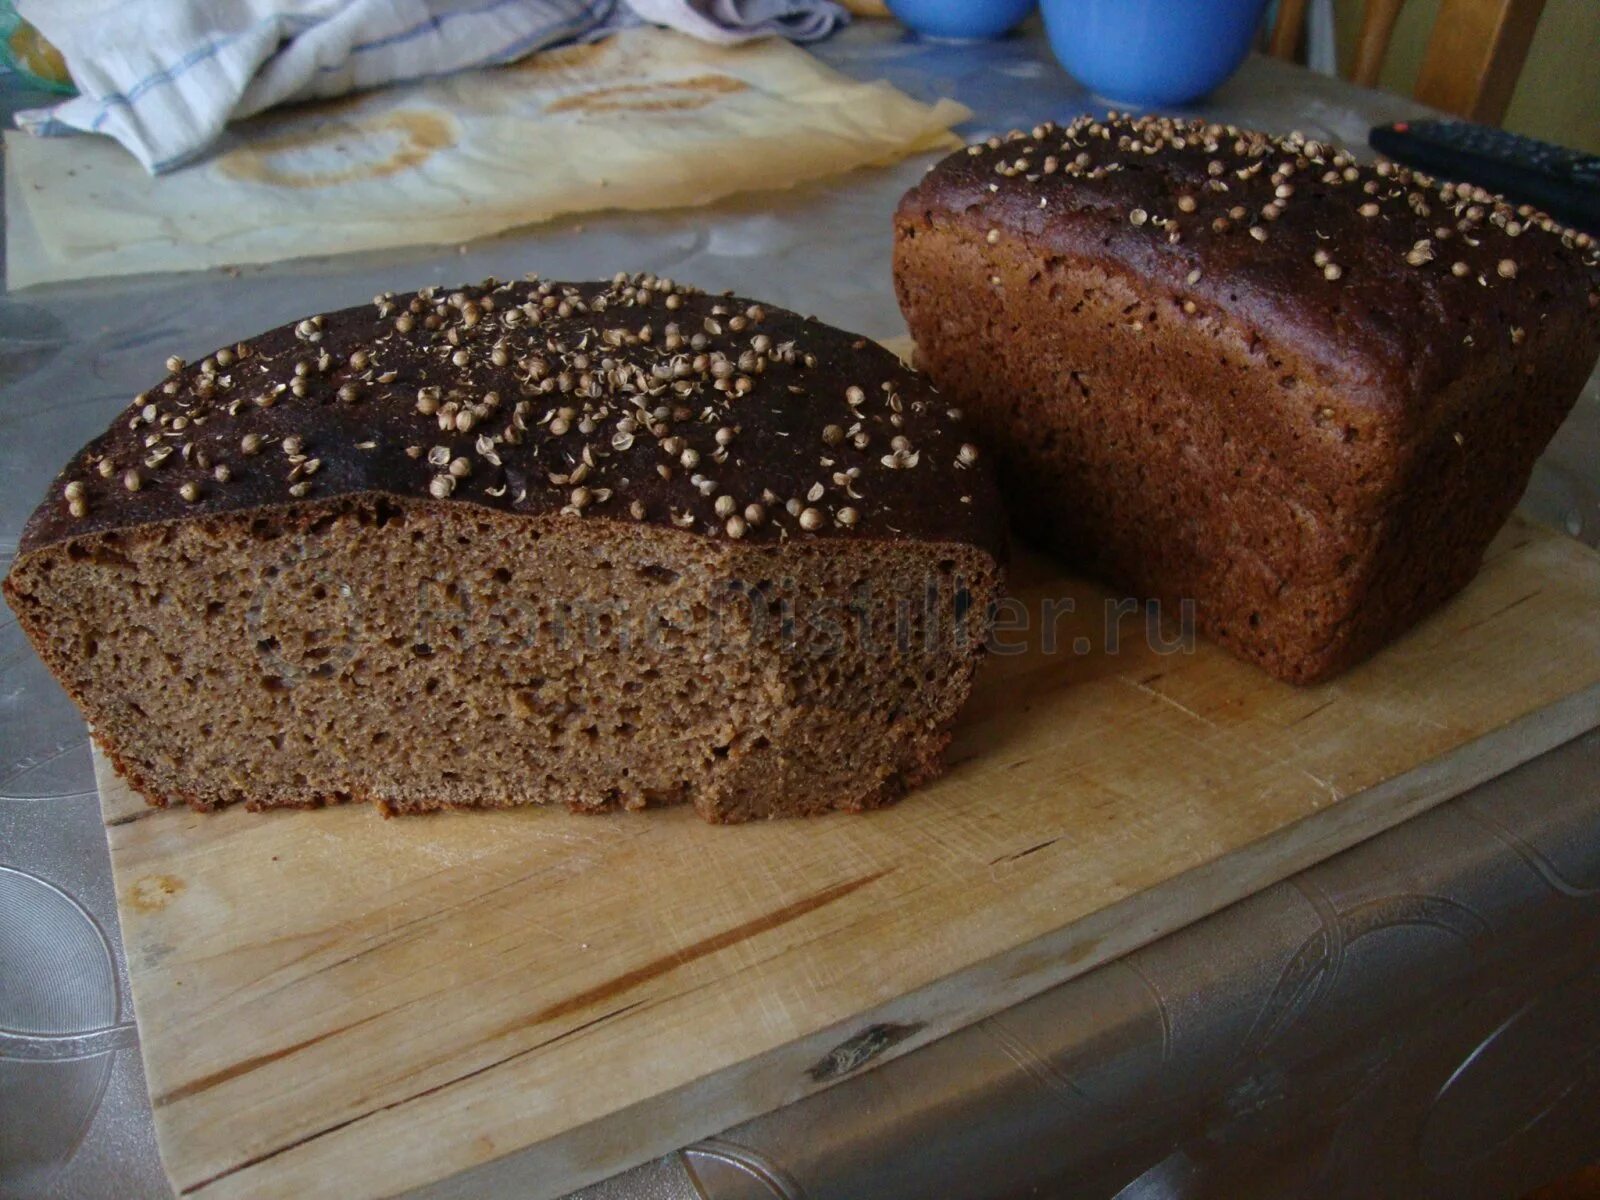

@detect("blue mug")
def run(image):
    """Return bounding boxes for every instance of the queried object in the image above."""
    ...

[887,0,1038,41]
[1041,0,1271,106]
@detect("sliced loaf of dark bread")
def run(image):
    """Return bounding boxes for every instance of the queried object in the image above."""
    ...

[5,275,1005,821]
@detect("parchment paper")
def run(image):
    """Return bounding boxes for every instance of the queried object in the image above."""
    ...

[4,27,966,288]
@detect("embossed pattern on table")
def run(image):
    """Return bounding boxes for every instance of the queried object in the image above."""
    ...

[2,22,1599,1200]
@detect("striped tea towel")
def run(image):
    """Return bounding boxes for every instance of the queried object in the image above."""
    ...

[13,0,848,173]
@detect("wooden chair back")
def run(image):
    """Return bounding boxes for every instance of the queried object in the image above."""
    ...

[1269,0,1548,124]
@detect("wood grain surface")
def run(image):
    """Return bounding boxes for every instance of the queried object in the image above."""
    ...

[96,514,1600,1200]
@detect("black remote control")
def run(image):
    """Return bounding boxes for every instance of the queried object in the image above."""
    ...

[1369,119,1600,236]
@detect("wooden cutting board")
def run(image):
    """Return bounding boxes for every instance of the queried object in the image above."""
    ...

[96,513,1600,1200]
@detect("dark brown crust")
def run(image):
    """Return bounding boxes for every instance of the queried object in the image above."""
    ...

[18,275,1005,563]
[902,116,1600,425]
[894,115,1600,684]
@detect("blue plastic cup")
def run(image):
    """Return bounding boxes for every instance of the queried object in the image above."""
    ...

[1041,0,1271,106]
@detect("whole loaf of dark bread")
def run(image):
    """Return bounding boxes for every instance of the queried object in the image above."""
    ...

[5,275,1005,821]
[894,113,1600,683]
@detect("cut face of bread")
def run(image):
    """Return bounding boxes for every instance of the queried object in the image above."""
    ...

[5,276,1004,821]
[7,496,996,821]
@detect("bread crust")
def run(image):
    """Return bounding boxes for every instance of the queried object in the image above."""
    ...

[17,275,1005,559]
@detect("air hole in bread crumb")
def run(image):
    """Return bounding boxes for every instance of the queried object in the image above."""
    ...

[633,563,678,585]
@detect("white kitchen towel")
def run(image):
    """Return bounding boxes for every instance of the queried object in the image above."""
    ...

[12,0,848,173]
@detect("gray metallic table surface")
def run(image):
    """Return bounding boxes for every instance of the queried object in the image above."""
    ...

[2,23,1598,1200]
